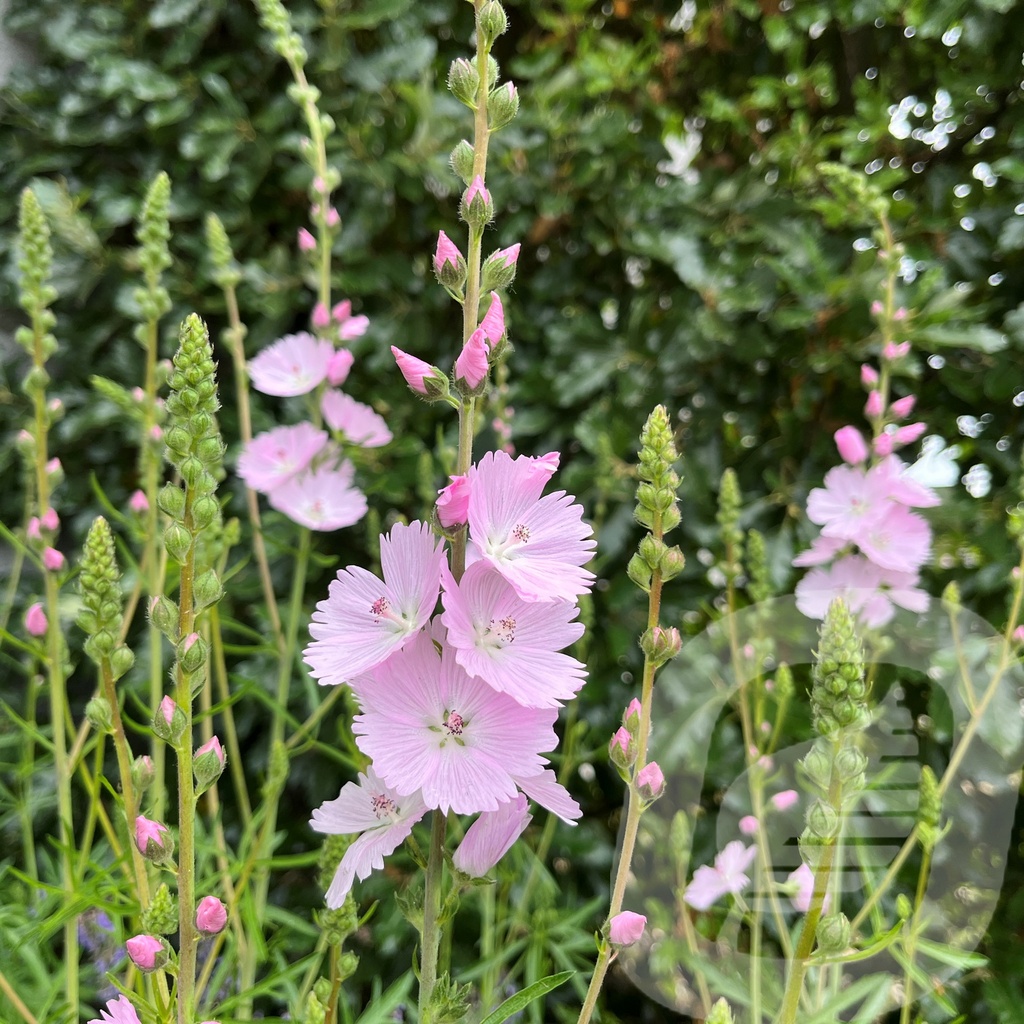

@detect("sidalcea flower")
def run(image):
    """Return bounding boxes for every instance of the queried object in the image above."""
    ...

[135,815,172,861]
[455,327,489,389]
[854,504,931,573]
[268,463,367,532]
[195,895,227,935]
[311,765,428,907]
[248,332,336,397]
[468,450,596,603]
[25,602,47,637]
[352,631,558,814]
[237,423,329,494]
[609,911,647,947]
[87,995,142,1024]
[683,841,757,911]
[436,474,471,528]
[479,292,505,347]
[337,310,370,341]
[440,562,586,708]
[453,793,532,878]
[834,426,868,466]
[321,391,392,447]
[513,767,581,824]
[305,520,447,684]
[326,348,355,387]
[126,933,167,972]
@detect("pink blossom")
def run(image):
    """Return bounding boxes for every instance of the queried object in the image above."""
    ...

[126,934,165,971]
[321,391,392,448]
[134,815,171,859]
[860,363,879,387]
[339,314,370,341]
[326,349,355,387]
[464,175,491,208]
[332,299,352,322]
[512,767,581,824]
[864,390,884,418]
[1014,626,1024,644]
[883,340,911,360]
[807,466,886,542]
[635,761,665,801]
[792,534,846,568]
[305,521,447,685]
[895,422,926,445]
[490,242,520,268]
[890,395,916,419]
[268,464,368,531]
[771,789,799,812]
[609,728,631,759]
[352,631,558,815]
[129,490,149,514]
[871,456,940,508]
[437,474,471,528]
[609,911,647,946]
[787,862,829,914]
[683,841,757,911]
[43,547,65,572]
[739,815,759,836]
[391,346,435,395]
[874,432,894,457]
[467,450,596,603]
[834,426,868,465]
[455,328,489,389]
[479,292,505,347]
[440,561,586,708]
[453,794,532,878]
[856,504,930,573]
[248,332,336,397]
[25,602,47,637]
[87,995,142,1024]
[312,302,331,329]
[237,424,329,494]
[434,230,464,274]
[796,555,912,628]
[195,895,227,935]
[311,766,429,907]
[298,227,316,251]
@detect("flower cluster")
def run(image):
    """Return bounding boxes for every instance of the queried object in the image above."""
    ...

[794,344,940,627]
[305,451,594,906]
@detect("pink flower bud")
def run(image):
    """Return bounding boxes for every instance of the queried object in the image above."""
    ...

[391,346,434,395]
[623,698,643,730]
[864,390,884,418]
[129,490,150,514]
[313,176,327,194]
[159,695,177,726]
[455,328,489,389]
[132,386,146,402]
[135,815,172,861]
[860,364,879,387]
[609,910,646,947]
[25,602,47,637]
[479,292,505,347]
[834,426,869,465]
[312,302,331,329]
[325,207,340,228]
[434,230,464,274]
[771,789,799,812]
[42,547,65,572]
[195,895,227,935]
[1014,626,1024,644]
[339,315,369,341]
[882,340,911,360]
[893,306,908,321]
[326,349,355,387]
[46,458,62,476]
[874,432,895,457]
[894,422,926,444]
[150,425,163,441]
[297,227,316,252]
[739,815,760,835]
[126,934,166,972]
[608,726,636,770]
[436,474,471,528]
[332,299,352,323]
[464,174,491,208]
[870,300,883,316]
[889,395,916,419]
[27,517,42,542]
[635,761,665,801]
[492,243,520,268]
[196,735,225,767]
[40,507,60,531]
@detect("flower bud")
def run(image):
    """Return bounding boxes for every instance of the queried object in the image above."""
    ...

[882,340,911,360]
[126,934,169,973]
[608,910,646,947]
[195,895,227,935]
[478,0,508,47]
[193,569,223,611]
[461,175,493,228]
[157,483,186,519]
[894,422,926,445]
[391,346,448,400]
[42,546,65,572]
[889,394,916,419]
[807,800,840,840]
[450,140,475,184]
[132,755,156,791]
[896,894,913,920]
[312,302,331,330]
[153,695,186,743]
[177,632,207,675]
[298,227,316,252]
[860,363,879,387]
[135,815,173,862]
[164,522,192,563]
[639,625,681,667]
[148,595,179,639]
[191,494,221,531]
[436,475,471,529]
[834,425,868,465]
[623,698,642,733]
[481,243,520,291]
[626,553,652,592]
[454,328,489,392]
[706,999,736,1024]
[739,815,759,836]
[815,912,851,954]
[864,390,883,418]
[86,696,114,733]
[25,602,47,637]
[608,727,636,770]
[42,507,63,531]
[487,81,519,131]
[434,231,467,291]
[771,789,799,812]
[447,57,480,107]
[194,736,226,791]
[638,534,666,571]
[635,761,665,801]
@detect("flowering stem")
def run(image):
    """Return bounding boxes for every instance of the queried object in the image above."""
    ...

[419,808,447,1022]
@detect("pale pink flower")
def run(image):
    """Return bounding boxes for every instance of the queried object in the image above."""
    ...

[683,841,757,911]
[129,490,149,514]
[872,456,940,508]
[440,562,586,708]
[795,556,894,628]
[391,346,435,395]
[326,349,355,387]
[312,302,331,329]
[771,789,799,812]
[237,424,329,494]
[25,602,47,637]
[479,292,505,347]
[792,534,846,568]
[298,227,316,251]
[43,547,65,571]
[467,450,596,602]
[806,466,886,542]
[195,895,227,935]
[436,474,471,528]
[739,815,759,835]
[453,794,531,878]
[321,391,392,447]
[834,426,868,465]
[856,504,930,573]
[87,995,142,1024]
[248,332,336,397]
[609,911,647,946]
[305,521,447,685]
[434,230,464,274]
[126,934,165,971]
[512,768,581,824]
[890,395,916,419]
[787,862,829,913]
[455,328,489,388]
[268,464,367,531]
[352,631,558,815]
[311,766,428,907]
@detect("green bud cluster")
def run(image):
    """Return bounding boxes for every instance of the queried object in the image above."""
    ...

[706,998,736,1024]
[142,882,178,935]
[716,468,744,583]
[639,625,682,668]
[746,528,771,603]
[17,188,58,338]
[252,0,307,66]
[77,517,135,680]
[427,973,472,1024]
[132,171,172,338]
[917,765,942,851]
[205,213,243,291]
[774,662,794,701]
[810,599,868,737]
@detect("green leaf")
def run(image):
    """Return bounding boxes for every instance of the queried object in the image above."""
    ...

[915,325,1008,353]
[478,970,574,1024]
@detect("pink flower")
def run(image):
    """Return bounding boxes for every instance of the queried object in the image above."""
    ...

[311,766,429,907]
[126,934,165,971]
[479,292,505,347]
[129,490,149,514]
[237,424,329,494]
[739,815,759,836]
[339,315,370,341]
[795,555,921,627]
[490,242,520,269]
[791,534,846,568]
[305,521,447,685]
[332,299,352,322]
[312,302,331,329]
[43,547,65,571]
[609,727,632,760]
[513,767,581,824]
[467,450,596,603]
[806,466,885,542]
[391,346,436,395]
[895,422,926,445]
[834,426,868,465]
[771,789,799,812]
[268,464,368,531]
[440,561,586,708]
[609,911,647,946]
[453,794,532,878]
[134,815,171,860]
[683,841,757,911]
[455,328,489,389]
[883,340,911,360]
[464,175,491,209]
[635,761,665,801]
[248,332,336,397]
[787,862,829,914]
[855,504,930,573]
[87,995,142,1024]
[871,456,940,508]
[890,395,916,419]
[25,602,47,637]
[325,207,341,228]
[195,895,227,935]
[298,227,316,251]
[437,475,471,529]
[326,349,355,387]
[321,391,392,447]
[864,390,884,418]
[434,230,464,275]
[352,631,558,815]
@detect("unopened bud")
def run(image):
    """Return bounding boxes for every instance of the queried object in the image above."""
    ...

[193,569,223,611]
[478,0,508,47]
[177,632,207,675]
[153,695,186,743]
[148,595,179,639]
[608,727,636,770]
[481,243,520,291]
[815,912,851,954]
[447,57,480,107]
[110,644,135,681]
[126,934,169,973]
[639,625,682,667]
[86,696,114,734]
[450,140,475,184]
[132,755,156,791]
[135,815,173,863]
[164,523,192,563]
[487,81,519,131]
[635,761,666,802]
[194,736,226,791]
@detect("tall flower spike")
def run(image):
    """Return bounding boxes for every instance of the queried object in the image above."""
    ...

[134,171,173,333]
[810,598,868,736]
[77,517,135,680]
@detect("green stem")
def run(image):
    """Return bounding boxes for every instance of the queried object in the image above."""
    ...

[898,843,933,1024]
[18,671,38,882]
[419,810,448,1023]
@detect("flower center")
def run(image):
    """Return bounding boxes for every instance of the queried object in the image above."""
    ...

[370,792,398,820]
[512,523,531,543]
[486,616,517,645]
[444,710,465,736]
